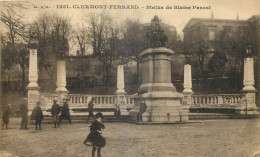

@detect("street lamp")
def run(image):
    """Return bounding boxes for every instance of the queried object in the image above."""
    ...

[245,44,252,58]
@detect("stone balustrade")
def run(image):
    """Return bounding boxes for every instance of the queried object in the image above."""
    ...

[40,93,58,106]
[41,93,135,109]
[191,94,245,108]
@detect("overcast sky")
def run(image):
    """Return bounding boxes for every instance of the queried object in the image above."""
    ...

[10,0,259,33]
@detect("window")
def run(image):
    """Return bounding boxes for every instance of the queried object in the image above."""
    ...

[223,26,232,36]
[238,26,247,37]
[208,28,215,41]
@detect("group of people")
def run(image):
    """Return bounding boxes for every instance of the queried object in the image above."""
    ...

[1,98,29,130]
[50,98,71,128]
[29,97,71,130]
[30,97,72,130]
[1,97,72,130]
[2,96,147,157]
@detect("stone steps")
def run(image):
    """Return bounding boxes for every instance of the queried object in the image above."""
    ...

[188,112,259,120]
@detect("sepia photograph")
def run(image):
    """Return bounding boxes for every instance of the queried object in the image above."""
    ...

[0,0,260,156]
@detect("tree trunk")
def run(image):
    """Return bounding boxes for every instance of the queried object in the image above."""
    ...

[136,61,140,84]
[21,63,25,92]
[199,60,204,91]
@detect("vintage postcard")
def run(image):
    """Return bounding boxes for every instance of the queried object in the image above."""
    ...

[0,0,260,157]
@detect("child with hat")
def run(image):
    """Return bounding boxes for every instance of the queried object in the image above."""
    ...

[84,112,106,157]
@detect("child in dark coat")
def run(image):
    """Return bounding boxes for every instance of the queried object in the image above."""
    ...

[59,98,71,125]
[30,101,44,130]
[2,104,11,129]
[20,99,28,129]
[114,105,121,120]
[84,112,106,157]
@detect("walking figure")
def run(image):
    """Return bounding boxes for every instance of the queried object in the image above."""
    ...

[84,112,106,157]
[2,104,11,129]
[87,97,95,122]
[137,99,147,122]
[114,105,121,120]
[30,101,44,130]
[20,98,28,129]
[51,99,60,128]
[59,98,71,125]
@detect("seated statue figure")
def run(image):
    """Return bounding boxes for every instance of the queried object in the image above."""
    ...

[146,15,168,48]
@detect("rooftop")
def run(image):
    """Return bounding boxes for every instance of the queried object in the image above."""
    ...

[183,18,247,32]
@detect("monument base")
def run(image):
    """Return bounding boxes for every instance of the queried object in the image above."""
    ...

[129,91,189,123]
[55,90,68,105]
[27,86,40,111]
[236,106,259,115]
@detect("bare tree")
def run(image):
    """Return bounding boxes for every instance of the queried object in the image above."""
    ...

[120,19,146,83]
[86,12,120,92]
[219,25,249,72]
[34,13,71,91]
[1,2,29,92]
[74,23,88,56]
[247,15,260,56]
[184,25,209,78]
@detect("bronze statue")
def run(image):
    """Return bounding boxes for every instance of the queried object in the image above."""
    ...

[146,15,168,48]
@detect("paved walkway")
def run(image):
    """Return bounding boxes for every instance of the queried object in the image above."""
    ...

[0,118,260,157]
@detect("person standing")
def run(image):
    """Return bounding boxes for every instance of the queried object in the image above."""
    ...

[137,99,147,122]
[84,112,106,157]
[114,105,121,120]
[58,98,71,125]
[30,101,44,130]
[51,99,60,128]
[87,97,95,122]
[20,98,28,129]
[2,104,11,129]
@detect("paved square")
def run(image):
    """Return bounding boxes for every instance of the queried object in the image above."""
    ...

[1,118,260,157]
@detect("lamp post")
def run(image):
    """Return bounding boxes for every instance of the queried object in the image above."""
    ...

[241,44,258,115]
[27,27,40,111]
[245,44,252,58]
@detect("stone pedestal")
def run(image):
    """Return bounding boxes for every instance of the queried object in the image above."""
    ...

[27,49,40,111]
[129,47,188,123]
[183,64,193,93]
[56,60,68,104]
[243,58,255,91]
[183,64,193,110]
[116,65,126,94]
[116,65,128,114]
[241,57,258,114]
[56,60,67,92]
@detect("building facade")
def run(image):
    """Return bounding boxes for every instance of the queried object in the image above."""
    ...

[182,17,249,77]
[183,17,248,51]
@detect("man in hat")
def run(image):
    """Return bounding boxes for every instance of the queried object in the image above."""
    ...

[58,97,71,125]
[87,97,95,122]
[51,99,60,128]
[20,98,28,129]
[137,99,147,122]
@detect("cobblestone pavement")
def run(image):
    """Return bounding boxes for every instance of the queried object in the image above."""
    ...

[0,118,260,157]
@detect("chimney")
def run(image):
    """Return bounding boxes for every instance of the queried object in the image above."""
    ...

[236,13,239,20]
